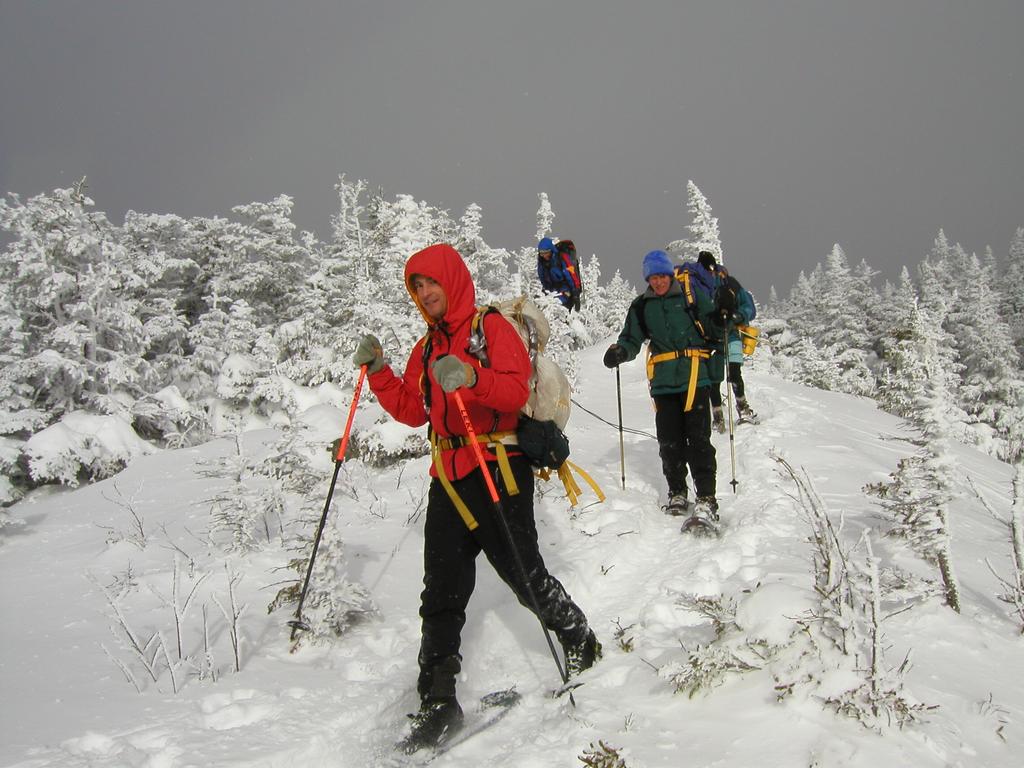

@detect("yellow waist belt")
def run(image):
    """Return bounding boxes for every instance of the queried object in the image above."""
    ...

[430,429,605,529]
[646,348,712,412]
[431,430,518,530]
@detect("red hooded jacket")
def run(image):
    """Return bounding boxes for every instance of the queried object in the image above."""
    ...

[367,244,531,480]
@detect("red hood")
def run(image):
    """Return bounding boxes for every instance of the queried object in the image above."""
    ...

[404,244,477,329]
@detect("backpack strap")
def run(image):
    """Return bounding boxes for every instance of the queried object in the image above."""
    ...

[468,306,500,368]
[630,294,650,339]
[419,333,433,413]
[678,270,708,342]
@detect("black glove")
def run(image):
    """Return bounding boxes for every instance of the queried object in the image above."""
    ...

[715,285,737,315]
[603,344,628,368]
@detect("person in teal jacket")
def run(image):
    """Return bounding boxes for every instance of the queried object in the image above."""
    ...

[703,259,758,431]
[602,250,733,525]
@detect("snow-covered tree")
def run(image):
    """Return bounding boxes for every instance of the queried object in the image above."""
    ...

[869,301,962,613]
[0,183,151,421]
[817,245,874,395]
[669,180,722,262]
[1002,227,1024,358]
[946,252,1024,445]
[455,203,508,300]
[535,192,555,242]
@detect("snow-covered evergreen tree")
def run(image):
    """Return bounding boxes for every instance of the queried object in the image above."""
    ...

[535,192,555,242]
[869,301,962,613]
[946,252,1024,446]
[455,203,508,300]
[1002,227,1024,358]
[0,184,151,421]
[668,180,722,262]
[818,245,874,395]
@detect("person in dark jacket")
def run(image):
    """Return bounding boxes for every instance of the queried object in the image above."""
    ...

[537,237,581,311]
[353,243,599,753]
[602,250,733,525]
[703,260,758,431]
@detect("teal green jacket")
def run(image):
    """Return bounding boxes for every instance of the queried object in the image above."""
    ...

[615,280,724,396]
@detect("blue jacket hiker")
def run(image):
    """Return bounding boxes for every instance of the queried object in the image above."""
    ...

[602,249,732,529]
[537,237,582,311]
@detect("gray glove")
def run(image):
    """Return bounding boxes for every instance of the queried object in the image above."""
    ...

[353,334,385,374]
[431,355,477,392]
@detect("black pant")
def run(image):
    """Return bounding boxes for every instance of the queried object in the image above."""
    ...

[709,362,745,407]
[653,387,716,498]
[417,455,588,700]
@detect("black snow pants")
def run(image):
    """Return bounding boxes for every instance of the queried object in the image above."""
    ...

[652,386,716,499]
[709,362,746,406]
[416,454,589,701]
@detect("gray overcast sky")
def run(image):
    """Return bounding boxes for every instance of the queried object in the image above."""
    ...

[2,0,1022,299]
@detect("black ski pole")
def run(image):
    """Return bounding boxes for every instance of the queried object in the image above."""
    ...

[616,366,626,489]
[452,390,575,705]
[289,365,368,644]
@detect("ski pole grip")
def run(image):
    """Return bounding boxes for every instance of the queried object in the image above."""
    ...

[452,390,501,503]
[335,365,367,461]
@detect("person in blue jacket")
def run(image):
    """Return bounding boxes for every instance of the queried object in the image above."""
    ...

[537,237,581,311]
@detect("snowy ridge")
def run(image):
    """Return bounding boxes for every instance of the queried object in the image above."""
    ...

[1,343,1020,767]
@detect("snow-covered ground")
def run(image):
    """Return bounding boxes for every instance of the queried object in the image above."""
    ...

[2,343,1020,768]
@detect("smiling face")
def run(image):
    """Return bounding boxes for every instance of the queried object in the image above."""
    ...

[411,274,448,320]
[648,273,672,296]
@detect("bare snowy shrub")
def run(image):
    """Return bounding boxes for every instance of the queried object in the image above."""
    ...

[612,619,635,653]
[147,555,210,660]
[199,433,285,552]
[774,455,934,731]
[974,460,1024,633]
[660,640,767,698]
[660,592,773,697]
[675,593,738,638]
[95,560,251,692]
[213,565,246,673]
[97,482,148,549]
[578,741,630,768]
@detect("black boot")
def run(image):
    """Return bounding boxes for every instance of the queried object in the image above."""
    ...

[399,697,464,754]
[399,653,464,753]
[562,629,602,678]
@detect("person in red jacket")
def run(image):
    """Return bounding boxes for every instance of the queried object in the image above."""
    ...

[353,243,599,753]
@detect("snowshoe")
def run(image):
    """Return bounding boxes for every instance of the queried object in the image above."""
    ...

[681,496,720,536]
[662,491,690,516]
[736,398,759,424]
[397,697,464,754]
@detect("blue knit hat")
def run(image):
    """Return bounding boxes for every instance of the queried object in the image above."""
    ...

[538,237,556,252]
[642,250,674,281]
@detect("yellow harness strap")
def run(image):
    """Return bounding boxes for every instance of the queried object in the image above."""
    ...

[646,348,712,411]
[434,430,519,497]
[430,432,479,530]
[537,460,606,508]
[680,271,708,340]
[430,430,522,531]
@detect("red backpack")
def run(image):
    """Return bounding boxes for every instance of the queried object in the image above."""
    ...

[555,240,582,291]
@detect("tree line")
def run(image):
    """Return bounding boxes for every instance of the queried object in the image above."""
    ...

[0,178,636,502]
[760,230,1024,461]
